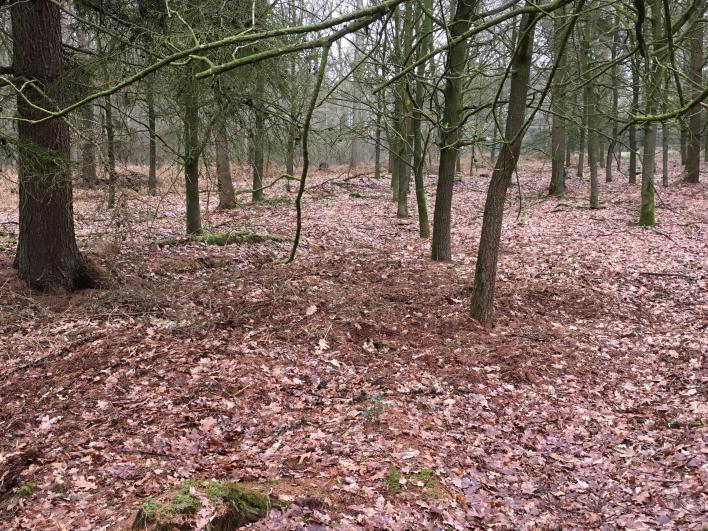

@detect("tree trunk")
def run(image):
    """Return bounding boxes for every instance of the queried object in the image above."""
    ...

[628,56,639,184]
[79,103,97,188]
[470,12,535,325]
[639,0,663,227]
[431,0,477,261]
[11,0,93,291]
[606,18,619,183]
[576,118,585,178]
[685,3,703,183]
[549,6,566,197]
[580,16,599,209]
[251,71,266,202]
[146,76,158,195]
[215,119,236,209]
[412,0,432,237]
[184,62,202,234]
[374,94,383,179]
[104,95,117,209]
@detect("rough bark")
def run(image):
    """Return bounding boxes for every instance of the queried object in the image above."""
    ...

[11,0,94,291]
[470,12,535,325]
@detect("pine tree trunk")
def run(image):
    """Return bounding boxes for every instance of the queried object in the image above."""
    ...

[685,3,703,183]
[215,119,236,209]
[11,0,93,291]
[184,63,202,234]
[470,12,535,326]
[431,0,477,261]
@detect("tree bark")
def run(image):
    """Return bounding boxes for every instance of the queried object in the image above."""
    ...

[431,0,477,261]
[470,12,535,325]
[79,103,97,188]
[549,6,566,197]
[639,0,663,227]
[184,62,202,234]
[606,18,619,183]
[146,75,158,195]
[215,119,236,209]
[580,16,599,209]
[104,95,117,209]
[251,71,266,202]
[685,4,703,183]
[628,56,640,184]
[11,0,93,291]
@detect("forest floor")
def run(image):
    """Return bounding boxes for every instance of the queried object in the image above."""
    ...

[0,158,706,530]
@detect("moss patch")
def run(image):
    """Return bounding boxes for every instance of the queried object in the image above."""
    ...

[133,479,280,531]
[13,483,35,498]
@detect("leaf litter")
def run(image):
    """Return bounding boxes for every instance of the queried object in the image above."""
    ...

[0,160,706,529]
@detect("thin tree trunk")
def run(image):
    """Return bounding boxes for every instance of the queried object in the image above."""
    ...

[252,71,266,202]
[184,62,202,234]
[639,0,663,227]
[104,95,117,209]
[431,0,477,260]
[470,12,536,325]
[580,15,599,209]
[606,18,619,182]
[549,6,566,197]
[146,76,157,195]
[628,56,639,184]
[576,118,585,178]
[11,0,93,291]
[79,103,97,188]
[685,2,703,183]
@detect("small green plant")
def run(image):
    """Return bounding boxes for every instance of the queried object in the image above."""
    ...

[13,483,35,498]
[362,394,384,422]
[349,191,362,198]
[385,467,401,492]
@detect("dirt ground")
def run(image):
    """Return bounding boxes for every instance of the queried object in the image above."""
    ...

[0,159,706,530]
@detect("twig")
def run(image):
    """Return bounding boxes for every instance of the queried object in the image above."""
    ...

[638,272,694,281]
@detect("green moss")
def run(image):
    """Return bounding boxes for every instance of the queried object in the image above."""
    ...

[385,467,401,492]
[349,191,362,198]
[13,483,35,498]
[134,479,278,531]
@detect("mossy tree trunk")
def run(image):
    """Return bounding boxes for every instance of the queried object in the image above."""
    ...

[470,12,536,325]
[639,0,663,227]
[104,95,117,209]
